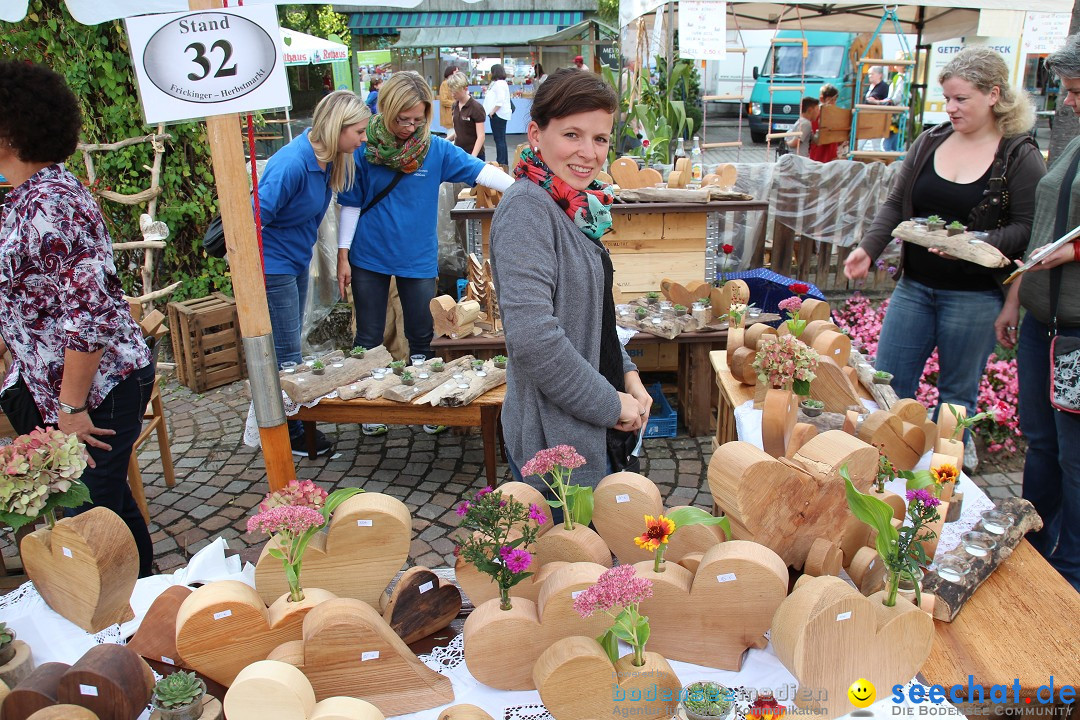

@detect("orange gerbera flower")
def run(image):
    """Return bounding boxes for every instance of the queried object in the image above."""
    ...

[634,514,675,552]
[931,464,959,485]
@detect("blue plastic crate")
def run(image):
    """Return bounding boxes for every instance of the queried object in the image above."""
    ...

[644,382,677,438]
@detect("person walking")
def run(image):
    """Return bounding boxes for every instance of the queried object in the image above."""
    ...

[484,64,512,168]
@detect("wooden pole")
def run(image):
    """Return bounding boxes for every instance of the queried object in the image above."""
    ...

[189,0,296,491]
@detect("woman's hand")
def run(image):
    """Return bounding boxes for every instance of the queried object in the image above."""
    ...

[1025,242,1076,271]
[928,248,959,260]
[623,371,653,426]
[56,411,114,468]
[337,249,352,301]
[994,303,1020,349]
[843,248,873,280]
[614,391,646,432]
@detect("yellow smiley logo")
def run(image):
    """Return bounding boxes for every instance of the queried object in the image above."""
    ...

[848,678,876,708]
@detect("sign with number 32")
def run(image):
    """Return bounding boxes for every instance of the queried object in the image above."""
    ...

[126,5,290,125]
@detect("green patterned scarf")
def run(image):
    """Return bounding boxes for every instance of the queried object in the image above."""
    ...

[364,114,430,174]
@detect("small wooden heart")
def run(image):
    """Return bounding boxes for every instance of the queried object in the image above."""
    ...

[609,157,663,190]
[224,660,384,720]
[381,567,461,644]
[20,507,138,633]
[438,705,495,720]
[858,410,922,470]
[2,662,69,720]
[127,585,192,668]
[56,644,154,720]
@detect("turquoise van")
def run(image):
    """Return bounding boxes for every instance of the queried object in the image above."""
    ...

[748,31,877,143]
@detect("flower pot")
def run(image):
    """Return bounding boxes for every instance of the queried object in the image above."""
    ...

[675,309,688,317]
[927,221,945,232]
[431,364,445,372]
[800,401,824,418]
[945,491,963,522]
[947,226,966,236]
[646,297,659,305]
[872,373,893,385]
[0,633,16,667]
[392,365,404,376]
[682,681,735,720]
[312,368,324,376]
[350,350,365,359]
[494,360,507,369]
[402,377,415,386]
[152,680,207,720]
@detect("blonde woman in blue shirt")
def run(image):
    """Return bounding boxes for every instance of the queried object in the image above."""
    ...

[258,90,369,456]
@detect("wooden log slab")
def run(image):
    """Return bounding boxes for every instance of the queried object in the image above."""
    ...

[616,187,712,203]
[280,348,393,404]
[848,350,898,411]
[892,221,1010,268]
[0,641,34,689]
[921,497,1043,622]
[337,374,395,401]
[415,361,505,407]
[381,356,474,403]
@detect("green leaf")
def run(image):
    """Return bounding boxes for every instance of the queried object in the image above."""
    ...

[636,616,651,649]
[267,547,286,561]
[566,486,594,526]
[900,469,934,491]
[322,487,363,522]
[666,506,732,540]
[844,471,898,561]
[0,510,35,532]
[596,630,620,665]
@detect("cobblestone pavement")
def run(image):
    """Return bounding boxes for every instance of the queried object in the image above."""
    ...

[4,377,1024,575]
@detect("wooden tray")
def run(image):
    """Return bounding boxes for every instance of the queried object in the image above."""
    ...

[891,221,1010,268]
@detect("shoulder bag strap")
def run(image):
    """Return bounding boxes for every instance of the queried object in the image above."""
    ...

[361,170,405,216]
[1049,145,1080,335]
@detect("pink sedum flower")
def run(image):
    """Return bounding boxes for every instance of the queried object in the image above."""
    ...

[573,564,653,618]
[778,296,803,314]
[247,504,325,537]
[521,445,586,478]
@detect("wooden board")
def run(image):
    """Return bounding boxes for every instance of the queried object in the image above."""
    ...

[56,645,154,720]
[255,493,411,607]
[381,567,461,644]
[280,350,394,405]
[892,221,1010,268]
[268,598,453,715]
[127,585,193,668]
[20,507,138,633]
[771,576,934,719]
[611,252,706,295]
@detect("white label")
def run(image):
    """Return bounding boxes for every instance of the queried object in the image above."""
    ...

[572,590,584,599]
[79,684,99,697]
[834,348,842,355]
[361,651,379,661]
[161,655,176,665]
[868,559,875,571]
[357,519,373,527]
[615,494,631,504]
[62,546,73,558]
[716,572,737,583]
[419,581,434,594]
[213,609,233,620]
[836,611,852,622]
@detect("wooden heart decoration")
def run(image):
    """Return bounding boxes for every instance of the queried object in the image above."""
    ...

[223,660,384,720]
[438,705,495,720]
[798,298,831,322]
[772,575,934,719]
[858,411,922,471]
[56,644,154,720]
[268,598,453,715]
[660,278,697,309]
[495,481,612,568]
[609,157,662,189]
[533,637,680,720]
[463,562,611,690]
[20,507,138,633]
[455,556,569,607]
[2,663,69,720]
[593,472,726,564]
[808,357,863,413]
[708,431,877,570]
[712,280,750,317]
[127,585,192,668]
[762,388,799,458]
[255,493,411,607]
[380,566,461,644]
[892,398,937,454]
[800,320,840,345]
[26,706,97,720]
[635,540,788,670]
[175,580,336,687]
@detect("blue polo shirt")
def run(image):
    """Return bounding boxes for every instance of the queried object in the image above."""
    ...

[256,130,332,276]
[338,136,485,278]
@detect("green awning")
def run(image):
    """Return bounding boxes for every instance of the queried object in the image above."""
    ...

[393,25,559,49]
[350,10,584,35]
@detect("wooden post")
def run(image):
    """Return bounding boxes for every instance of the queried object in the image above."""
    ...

[189,0,295,492]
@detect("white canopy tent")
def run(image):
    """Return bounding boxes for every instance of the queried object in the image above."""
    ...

[280,28,349,67]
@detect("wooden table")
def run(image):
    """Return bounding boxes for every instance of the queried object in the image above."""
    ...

[293,386,506,487]
[432,329,728,437]
[709,350,1080,700]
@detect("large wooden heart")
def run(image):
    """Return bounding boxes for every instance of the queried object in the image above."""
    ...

[708,431,876,569]
[223,660,384,720]
[533,637,680,720]
[268,598,453,715]
[772,575,934,719]
[255,493,411,607]
[175,580,336,686]
[592,472,725,564]
[20,507,138,633]
[609,157,663,189]
[635,540,787,670]
[462,562,610,690]
[380,567,461,644]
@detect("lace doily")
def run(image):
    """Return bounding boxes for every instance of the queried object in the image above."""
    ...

[243,390,339,447]
[0,581,127,647]
[418,632,465,672]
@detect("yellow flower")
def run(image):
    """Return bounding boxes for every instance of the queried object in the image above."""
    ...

[634,514,675,552]
[931,464,959,485]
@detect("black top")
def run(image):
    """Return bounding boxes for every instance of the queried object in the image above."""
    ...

[867,81,889,102]
[905,150,997,290]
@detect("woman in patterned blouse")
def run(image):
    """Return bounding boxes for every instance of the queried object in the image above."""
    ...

[0,61,154,577]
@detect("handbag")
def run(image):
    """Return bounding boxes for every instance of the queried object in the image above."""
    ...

[1048,145,1080,414]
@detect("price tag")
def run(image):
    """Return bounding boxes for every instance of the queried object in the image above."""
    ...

[62,547,73,558]
[571,590,584,599]
[615,494,631,504]
[836,611,852,622]
[716,573,737,583]
[357,519,373,527]
[79,685,99,697]
[161,655,176,665]
[419,581,434,594]
[213,610,233,620]
[361,651,380,661]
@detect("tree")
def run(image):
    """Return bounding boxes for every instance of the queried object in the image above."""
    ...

[278,4,349,39]
[1048,0,1080,162]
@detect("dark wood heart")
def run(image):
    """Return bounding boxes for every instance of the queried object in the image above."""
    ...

[383,567,462,644]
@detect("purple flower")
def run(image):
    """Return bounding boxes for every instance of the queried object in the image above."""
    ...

[455,501,470,517]
[906,488,940,508]
[475,487,493,499]
[528,503,546,523]
[499,546,532,574]
[876,259,886,270]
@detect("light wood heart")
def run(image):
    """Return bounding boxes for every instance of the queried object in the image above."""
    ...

[798,298,831,322]
[438,706,495,720]
[858,411,923,471]
[593,472,726,565]
[660,278,697,309]
[609,157,663,189]
[175,580,336,686]
[772,575,934,719]
[533,637,680,720]
[708,431,877,570]
[808,356,864,413]
[635,540,788,669]
[380,567,461,644]
[892,398,937,454]
[223,660,384,720]
[712,280,750,318]
[463,562,611,690]
[254,493,411,607]
[20,506,138,633]
[268,598,453,715]
[762,388,799,458]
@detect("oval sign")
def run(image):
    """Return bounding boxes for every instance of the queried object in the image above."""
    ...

[142,12,277,104]
[783,104,792,114]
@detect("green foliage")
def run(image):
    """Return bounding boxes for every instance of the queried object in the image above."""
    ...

[278,4,349,39]
[0,622,13,646]
[596,0,619,25]
[153,671,204,709]
[656,56,704,139]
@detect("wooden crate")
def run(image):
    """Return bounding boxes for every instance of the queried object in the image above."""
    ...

[167,293,246,392]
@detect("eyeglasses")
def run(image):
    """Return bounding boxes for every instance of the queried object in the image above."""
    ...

[395,117,426,128]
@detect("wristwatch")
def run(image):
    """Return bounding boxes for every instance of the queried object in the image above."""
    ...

[58,400,89,414]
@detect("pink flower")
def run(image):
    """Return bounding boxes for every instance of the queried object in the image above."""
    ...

[905,489,940,508]
[778,296,803,314]
[247,505,325,537]
[573,565,653,618]
[456,501,471,517]
[528,503,546,523]
[475,487,493,499]
[259,479,328,513]
[521,445,586,478]
[499,546,532,573]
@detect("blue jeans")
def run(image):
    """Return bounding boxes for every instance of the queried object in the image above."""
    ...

[490,114,508,167]
[1018,314,1080,591]
[350,266,437,358]
[876,277,1001,418]
[265,272,309,436]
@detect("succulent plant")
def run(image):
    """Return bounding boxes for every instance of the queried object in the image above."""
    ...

[311,360,325,371]
[0,622,13,647]
[926,215,943,224]
[401,370,414,382]
[697,297,711,307]
[947,220,965,229]
[153,671,204,709]
[350,346,366,357]
[390,360,405,368]
[493,355,507,364]
[636,307,649,318]
[683,681,733,717]
[673,304,687,313]
[801,399,824,409]
[646,292,660,302]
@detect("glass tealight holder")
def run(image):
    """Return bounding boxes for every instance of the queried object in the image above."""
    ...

[418,372,430,380]
[651,317,662,325]
[748,307,762,318]
[411,354,426,367]
[280,361,297,374]
[475,370,487,377]
[457,382,470,389]
[979,510,1015,536]
[302,355,316,366]
[933,555,971,584]
[331,361,344,369]
[659,300,673,311]
[453,372,465,381]
[960,531,996,558]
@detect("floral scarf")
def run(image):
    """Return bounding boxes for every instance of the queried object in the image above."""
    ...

[513,148,613,240]
[364,114,430,174]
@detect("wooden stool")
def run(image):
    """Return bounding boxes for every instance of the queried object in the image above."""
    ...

[127,379,175,524]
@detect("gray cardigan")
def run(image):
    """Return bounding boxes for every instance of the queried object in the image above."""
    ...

[490,180,636,488]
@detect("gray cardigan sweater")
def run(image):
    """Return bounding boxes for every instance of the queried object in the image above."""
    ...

[490,180,636,488]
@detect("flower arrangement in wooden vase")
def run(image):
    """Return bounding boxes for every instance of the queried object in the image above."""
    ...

[0,427,89,530]
[753,334,819,396]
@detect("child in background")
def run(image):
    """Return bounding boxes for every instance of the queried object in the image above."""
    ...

[365,77,382,115]
[787,96,820,157]
[810,84,840,162]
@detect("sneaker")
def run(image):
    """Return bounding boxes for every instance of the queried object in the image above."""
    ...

[423,424,449,435]
[362,423,388,436]
[290,429,333,457]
